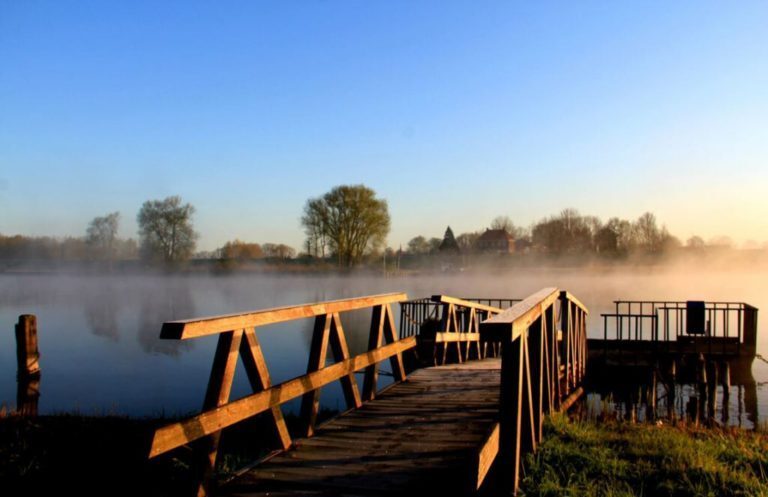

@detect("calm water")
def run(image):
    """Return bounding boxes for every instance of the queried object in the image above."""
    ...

[1,268,767,420]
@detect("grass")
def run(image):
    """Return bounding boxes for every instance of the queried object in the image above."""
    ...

[521,414,768,497]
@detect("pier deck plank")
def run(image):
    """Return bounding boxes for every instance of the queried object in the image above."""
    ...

[223,359,502,496]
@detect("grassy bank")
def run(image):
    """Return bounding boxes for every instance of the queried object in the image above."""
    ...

[521,414,768,497]
[0,409,338,497]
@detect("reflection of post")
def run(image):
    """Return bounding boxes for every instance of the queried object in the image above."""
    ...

[15,315,41,416]
[743,380,758,428]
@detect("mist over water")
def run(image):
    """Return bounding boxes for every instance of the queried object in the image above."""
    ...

[1,266,766,419]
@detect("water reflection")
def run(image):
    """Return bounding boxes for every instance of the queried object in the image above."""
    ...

[83,282,121,341]
[1,271,766,417]
[585,359,759,428]
[137,280,195,356]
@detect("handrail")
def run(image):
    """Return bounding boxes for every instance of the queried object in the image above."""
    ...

[149,336,416,458]
[602,299,758,352]
[482,287,559,340]
[562,291,589,315]
[148,292,413,496]
[161,292,407,339]
[480,287,589,494]
[431,295,504,314]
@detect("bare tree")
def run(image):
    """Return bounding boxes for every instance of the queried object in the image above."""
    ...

[301,185,390,267]
[137,196,198,264]
[86,211,120,260]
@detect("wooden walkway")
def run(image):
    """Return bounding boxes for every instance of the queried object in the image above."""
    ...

[225,360,501,496]
[148,288,589,496]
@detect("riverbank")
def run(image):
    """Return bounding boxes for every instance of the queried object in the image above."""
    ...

[521,413,768,496]
[0,409,338,497]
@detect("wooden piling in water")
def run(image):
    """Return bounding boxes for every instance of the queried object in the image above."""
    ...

[706,360,718,420]
[15,314,41,416]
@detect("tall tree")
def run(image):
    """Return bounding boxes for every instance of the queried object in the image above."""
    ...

[301,185,390,267]
[137,195,198,264]
[439,226,460,253]
[634,212,661,253]
[86,211,120,260]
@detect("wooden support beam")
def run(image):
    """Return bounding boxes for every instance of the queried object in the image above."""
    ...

[149,336,416,458]
[195,329,243,497]
[328,312,362,411]
[475,422,500,490]
[383,304,407,381]
[362,305,385,401]
[529,312,544,444]
[300,315,333,437]
[239,329,291,450]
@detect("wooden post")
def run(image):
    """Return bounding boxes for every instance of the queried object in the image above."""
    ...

[706,361,718,421]
[648,369,657,422]
[721,361,731,425]
[529,313,544,444]
[559,292,570,392]
[16,315,40,376]
[16,315,40,416]
[499,333,524,494]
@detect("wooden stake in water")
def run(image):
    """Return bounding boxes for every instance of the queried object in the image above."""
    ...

[15,314,40,416]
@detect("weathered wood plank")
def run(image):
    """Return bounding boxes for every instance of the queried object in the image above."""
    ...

[226,362,502,496]
[161,293,408,339]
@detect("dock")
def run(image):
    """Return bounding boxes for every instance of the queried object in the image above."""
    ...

[147,288,589,496]
[226,360,502,496]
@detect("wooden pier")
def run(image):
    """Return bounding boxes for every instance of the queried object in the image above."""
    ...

[592,299,758,365]
[148,288,588,496]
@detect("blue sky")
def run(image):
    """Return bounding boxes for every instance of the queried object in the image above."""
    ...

[2,1,767,251]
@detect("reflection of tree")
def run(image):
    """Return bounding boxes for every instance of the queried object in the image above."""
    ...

[83,283,121,341]
[137,281,195,356]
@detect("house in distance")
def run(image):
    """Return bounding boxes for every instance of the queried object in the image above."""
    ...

[476,228,516,254]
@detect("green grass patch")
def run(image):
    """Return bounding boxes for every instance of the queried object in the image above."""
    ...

[521,414,768,497]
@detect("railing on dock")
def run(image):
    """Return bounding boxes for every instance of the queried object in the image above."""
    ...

[601,300,758,356]
[147,288,589,497]
[481,289,588,494]
[147,292,414,496]
[400,295,515,363]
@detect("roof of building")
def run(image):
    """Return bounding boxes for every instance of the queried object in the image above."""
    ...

[477,229,515,243]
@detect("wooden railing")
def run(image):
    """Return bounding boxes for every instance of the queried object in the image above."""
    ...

[148,292,413,496]
[400,295,506,364]
[602,300,758,356]
[480,288,588,494]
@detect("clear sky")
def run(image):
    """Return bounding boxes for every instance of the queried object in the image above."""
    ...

[1,1,767,251]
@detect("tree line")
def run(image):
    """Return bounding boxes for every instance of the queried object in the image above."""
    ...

[404,210,750,258]
[0,185,756,268]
